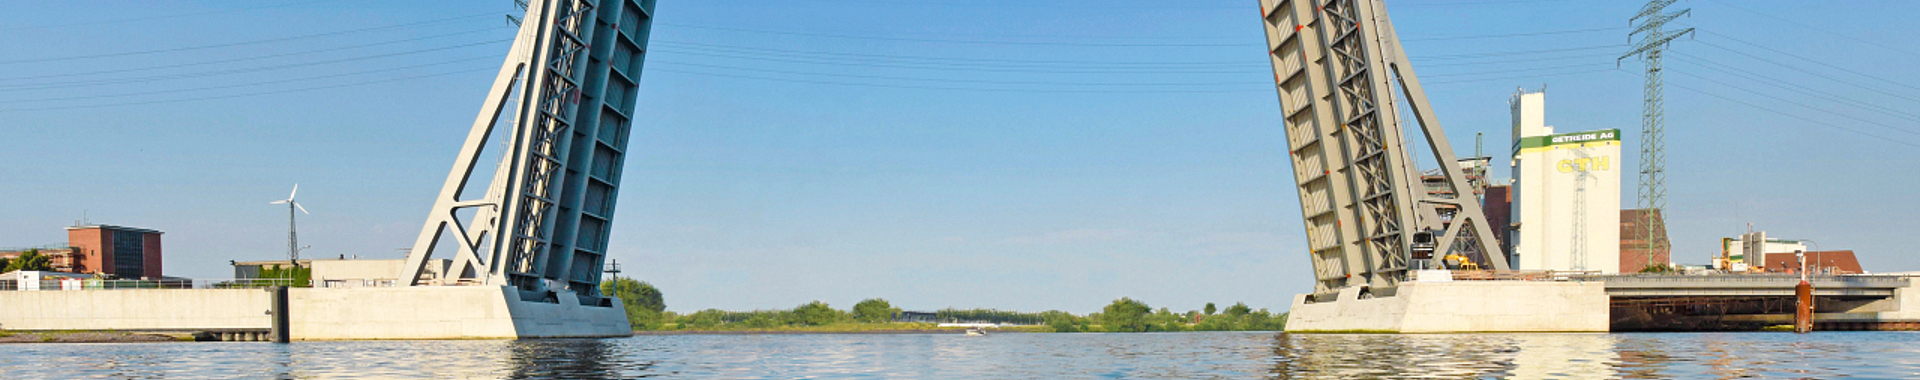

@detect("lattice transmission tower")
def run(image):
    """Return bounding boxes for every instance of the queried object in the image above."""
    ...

[1620,0,1691,269]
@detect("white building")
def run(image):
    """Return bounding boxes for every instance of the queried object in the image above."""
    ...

[233,258,449,288]
[1508,90,1622,273]
[1718,236,1807,272]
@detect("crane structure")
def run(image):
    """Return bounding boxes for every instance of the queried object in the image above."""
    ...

[1258,0,1509,297]
[401,0,656,306]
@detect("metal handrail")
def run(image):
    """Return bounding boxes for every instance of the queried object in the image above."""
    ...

[1413,270,1601,282]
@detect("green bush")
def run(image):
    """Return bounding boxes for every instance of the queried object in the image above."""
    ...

[1100,298,1152,332]
[852,298,896,323]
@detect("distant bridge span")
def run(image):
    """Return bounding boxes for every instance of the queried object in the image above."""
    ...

[1589,274,1909,298]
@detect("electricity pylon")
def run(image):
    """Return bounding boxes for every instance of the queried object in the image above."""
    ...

[1621,0,1692,268]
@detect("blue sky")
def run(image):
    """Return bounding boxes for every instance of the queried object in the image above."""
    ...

[3,0,1919,314]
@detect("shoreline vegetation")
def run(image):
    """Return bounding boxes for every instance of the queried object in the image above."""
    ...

[602,278,1288,333]
[0,330,190,344]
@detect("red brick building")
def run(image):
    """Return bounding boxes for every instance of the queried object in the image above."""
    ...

[1760,251,1865,275]
[1619,209,1671,273]
[64,225,164,279]
[1483,185,1513,254]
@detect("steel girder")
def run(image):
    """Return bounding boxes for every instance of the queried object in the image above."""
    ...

[1260,0,1509,295]
[403,0,655,302]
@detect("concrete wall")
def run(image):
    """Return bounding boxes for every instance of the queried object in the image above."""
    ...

[288,286,630,340]
[0,289,270,330]
[1823,278,1920,322]
[1285,281,1610,333]
[0,286,630,339]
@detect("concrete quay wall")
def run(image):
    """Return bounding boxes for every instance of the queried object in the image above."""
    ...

[1285,281,1610,333]
[0,286,631,339]
[0,289,270,331]
[288,286,631,340]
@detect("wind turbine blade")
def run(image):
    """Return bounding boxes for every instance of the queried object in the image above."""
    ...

[295,202,309,215]
[290,184,299,200]
[270,200,289,205]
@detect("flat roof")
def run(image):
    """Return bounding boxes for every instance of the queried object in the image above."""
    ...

[66,224,163,234]
[231,258,436,266]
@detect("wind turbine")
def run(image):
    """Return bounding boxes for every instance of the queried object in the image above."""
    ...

[269,184,310,266]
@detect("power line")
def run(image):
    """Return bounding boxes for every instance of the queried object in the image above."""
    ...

[1704,0,1920,59]
[1416,53,1617,68]
[1668,68,1920,138]
[1692,40,1920,107]
[1416,44,1624,60]
[0,0,350,32]
[653,23,1252,47]
[0,67,496,113]
[650,68,1268,94]
[1668,51,1920,125]
[646,61,1258,87]
[650,41,1259,67]
[654,39,1626,72]
[1417,63,1617,79]
[0,27,503,83]
[0,39,511,91]
[1403,26,1625,42]
[0,12,499,65]
[650,50,1260,74]
[1422,68,1622,85]
[1666,81,1920,149]
[1698,30,1920,95]
[0,56,498,105]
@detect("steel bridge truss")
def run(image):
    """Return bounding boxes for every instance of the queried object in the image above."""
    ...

[1259,0,1509,296]
[403,0,656,304]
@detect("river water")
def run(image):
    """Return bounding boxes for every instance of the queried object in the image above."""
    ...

[1,332,1915,379]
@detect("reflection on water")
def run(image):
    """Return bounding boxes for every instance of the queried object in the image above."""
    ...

[1273,332,1920,379]
[0,332,1915,379]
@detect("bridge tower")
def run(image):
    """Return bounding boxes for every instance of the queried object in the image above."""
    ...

[1258,0,1509,298]
[401,0,656,307]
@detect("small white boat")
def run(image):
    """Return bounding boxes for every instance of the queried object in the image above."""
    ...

[964,328,986,337]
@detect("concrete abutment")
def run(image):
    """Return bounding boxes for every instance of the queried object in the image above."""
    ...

[0,286,631,340]
[1284,281,1612,333]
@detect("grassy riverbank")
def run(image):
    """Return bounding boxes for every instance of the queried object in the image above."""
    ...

[637,323,1055,334]
[604,279,1286,333]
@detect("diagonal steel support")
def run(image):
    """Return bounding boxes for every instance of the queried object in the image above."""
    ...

[1259,0,1508,295]
[403,0,604,292]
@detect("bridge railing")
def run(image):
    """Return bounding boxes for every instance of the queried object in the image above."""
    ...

[1573,273,1912,288]
[1414,270,1601,282]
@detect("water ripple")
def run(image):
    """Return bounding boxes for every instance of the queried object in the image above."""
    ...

[0,331,1914,379]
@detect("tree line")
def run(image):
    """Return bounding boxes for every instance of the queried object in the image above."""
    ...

[0,249,54,273]
[600,278,1285,332]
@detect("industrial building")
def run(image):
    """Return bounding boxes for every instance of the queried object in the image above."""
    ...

[0,224,163,279]
[1718,236,1807,272]
[232,258,450,288]
[1506,90,1622,273]
[1619,209,1673,272]
[1759,251,1865,275]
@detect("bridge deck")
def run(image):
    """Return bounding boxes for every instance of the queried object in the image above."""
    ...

[1580,274,1910,298]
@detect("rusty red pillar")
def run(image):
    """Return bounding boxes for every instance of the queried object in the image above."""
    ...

[1794,280,1813,333]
